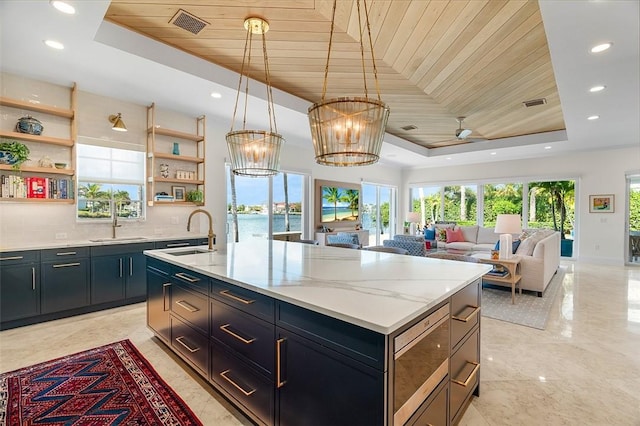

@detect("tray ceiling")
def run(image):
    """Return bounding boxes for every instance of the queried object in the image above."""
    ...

[105,0,565,150]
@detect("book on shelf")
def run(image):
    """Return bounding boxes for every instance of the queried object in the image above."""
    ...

[1,174,73,200]
[486,269,509,277]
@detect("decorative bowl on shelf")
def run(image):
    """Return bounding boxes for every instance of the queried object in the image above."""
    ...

[0,151,17,165]
[16,115,44,135]
[54,162,67,169]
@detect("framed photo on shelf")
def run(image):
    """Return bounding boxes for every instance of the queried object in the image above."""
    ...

[172,186,186,202]
[589,194,614,213]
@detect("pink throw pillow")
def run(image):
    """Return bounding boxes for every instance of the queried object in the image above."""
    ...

[446,227,465,243]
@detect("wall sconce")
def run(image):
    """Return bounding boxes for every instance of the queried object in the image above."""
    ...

[109,113,127,132]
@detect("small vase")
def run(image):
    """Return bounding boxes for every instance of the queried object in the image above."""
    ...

[172,142,180,155]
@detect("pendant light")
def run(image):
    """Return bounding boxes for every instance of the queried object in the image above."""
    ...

[226,17,284,177]
[308,0,390,166]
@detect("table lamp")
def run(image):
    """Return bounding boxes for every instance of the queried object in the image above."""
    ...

[406,212,421,235]
[494,214,522,259]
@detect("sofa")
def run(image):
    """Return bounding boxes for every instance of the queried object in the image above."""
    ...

[382,235,426,256]
[425,225,561,296]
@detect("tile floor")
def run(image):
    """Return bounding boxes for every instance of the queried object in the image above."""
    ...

[1,260,639,425]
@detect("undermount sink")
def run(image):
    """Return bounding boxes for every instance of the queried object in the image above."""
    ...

[89,237,148,242]
[167,249,214,256]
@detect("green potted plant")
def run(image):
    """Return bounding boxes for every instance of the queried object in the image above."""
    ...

[0,139,30,170]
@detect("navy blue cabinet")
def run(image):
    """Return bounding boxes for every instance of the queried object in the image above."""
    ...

[41,248,90,314]
[90,242,154,304]
[147,258,172,342]
[154,238,208,249]
[0,251,40,323]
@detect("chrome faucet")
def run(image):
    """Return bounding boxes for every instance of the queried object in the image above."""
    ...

[112,200,122,238]
[187,209,216,251]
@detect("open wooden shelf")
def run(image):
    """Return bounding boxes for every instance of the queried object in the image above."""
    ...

[147,127,204,142]
[150,177,204,185]
[151,201,204,206]
[151,152,204,163]
[0,97,74,118]
[0,130,74,147]
[0,164,75,175]
[0,197,74,203]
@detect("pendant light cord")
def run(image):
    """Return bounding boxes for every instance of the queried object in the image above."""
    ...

[321,0,382,102]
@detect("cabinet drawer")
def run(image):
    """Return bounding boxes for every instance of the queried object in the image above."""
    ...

[211,279,274,322]
[211,344,274,426]
[407,378,448,426]
[41,247,89,261]
[172,266,209,295]
[211,299,274,377]
[91,242,154,257]
[154,239,201,249]
[0,250,39,265]
[147,257,171,275]
[276,301,385,370]
[451,280,480,349]
[170,316,208,375]
[171,283,209,334]
[450,328,480,422]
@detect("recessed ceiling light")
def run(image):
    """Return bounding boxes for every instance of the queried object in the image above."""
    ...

[587,115,600,120]
[590,42,612,53]
[50,1,75,14]
[44,40,64,50]
[544,146,552,150]
[589,85,606,92]
[446,157,452,160]
[210,92,222,99]
[490,152,497,156]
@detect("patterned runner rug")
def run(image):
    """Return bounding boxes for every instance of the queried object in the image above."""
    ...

[0,339,202,425]
[481,266,566,329]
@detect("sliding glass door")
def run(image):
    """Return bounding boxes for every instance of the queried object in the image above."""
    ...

[362,183,397,246]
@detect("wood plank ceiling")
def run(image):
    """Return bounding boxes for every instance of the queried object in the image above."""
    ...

[105,0,565,149]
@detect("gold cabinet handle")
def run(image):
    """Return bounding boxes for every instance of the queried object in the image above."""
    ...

[276,338,286,388]
[220,324,256,344]
[0,256,23,261]
[56,251,76,256]
[219,370,256,396]
[219,289,255,305]
[452,306,480,322]
[52,262,81,268]
[175,336,199,353]
[175,272,200,283]
[176,300,199,313]
[452,361,480,387]
[162,283,171,311]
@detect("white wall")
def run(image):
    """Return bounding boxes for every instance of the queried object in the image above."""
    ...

[402,146,640,265]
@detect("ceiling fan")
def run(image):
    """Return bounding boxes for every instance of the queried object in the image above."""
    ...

[429,117,487,148]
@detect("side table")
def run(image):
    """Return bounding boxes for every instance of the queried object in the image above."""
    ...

[477,255,522,304]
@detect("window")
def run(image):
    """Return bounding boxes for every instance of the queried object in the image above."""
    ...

[444,185,477,225]
[76,144,145,220]
[226,166,309,242]
[483,183,522,227]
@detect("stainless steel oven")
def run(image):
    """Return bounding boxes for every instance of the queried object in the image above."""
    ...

[393,303,450,425]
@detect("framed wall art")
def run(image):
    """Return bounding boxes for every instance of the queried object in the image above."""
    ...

[589,194,614,213]
[172,186,186,202]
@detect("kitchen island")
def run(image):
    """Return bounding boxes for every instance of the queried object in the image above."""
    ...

[145,240,490,426]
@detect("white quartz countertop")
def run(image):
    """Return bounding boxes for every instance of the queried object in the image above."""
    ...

[0,234,208,252]
[145,240,491,335]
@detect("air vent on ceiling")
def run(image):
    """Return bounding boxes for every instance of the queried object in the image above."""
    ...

[523,98,547,108]
[401,125,418,131]
[169,9,210,35]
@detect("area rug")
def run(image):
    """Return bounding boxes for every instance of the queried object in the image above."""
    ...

[0,339,202,425]
[481,266,566,330]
